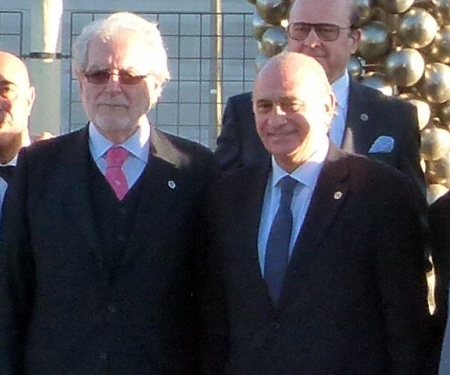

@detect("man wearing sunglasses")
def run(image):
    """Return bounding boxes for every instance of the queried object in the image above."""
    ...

[215,0,425,195]
[0,12,225,375]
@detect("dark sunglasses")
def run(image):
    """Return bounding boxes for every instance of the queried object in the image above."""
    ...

[83,70,151,85]
[287,22,352,42]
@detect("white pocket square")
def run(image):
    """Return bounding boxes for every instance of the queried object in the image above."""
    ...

[368,136,394,153]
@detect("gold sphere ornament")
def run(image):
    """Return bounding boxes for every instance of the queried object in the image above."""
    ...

[421,124,450,161]
[384,48,425,87]
[439,101,450,127]
[399,93,432,130]
[361,72,394,96]
[377,0,414,14]
[429,26,450,64]
[255,0,290,25]
[260,26,287,57]
[419,63,450,104]
[354,0,376,26]
[432,0,450,25]
[358,21,392,62]
[252,10,272,41]
[426,151,450,187]
[398,8,438,49]
[347,56,363,79]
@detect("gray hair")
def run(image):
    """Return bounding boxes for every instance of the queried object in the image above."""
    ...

[72,12,170,85]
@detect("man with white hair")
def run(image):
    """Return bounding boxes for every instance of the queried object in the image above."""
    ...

[0,12,224,374]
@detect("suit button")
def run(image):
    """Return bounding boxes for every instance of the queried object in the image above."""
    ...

[271,322,280,331]
[99,351,108,361]
[107,304,117,314]
[119,207,127,215]
[117,234,125,242]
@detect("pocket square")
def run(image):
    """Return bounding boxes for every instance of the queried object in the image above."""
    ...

[368,136,394,153]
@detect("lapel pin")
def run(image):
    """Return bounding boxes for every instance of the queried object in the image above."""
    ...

[168,180,176,189]
[334,191,343,200]
[360,113,369,121]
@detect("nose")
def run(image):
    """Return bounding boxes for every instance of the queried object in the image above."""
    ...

[303,28,322,48]
[268,105,287,127]
[105,73,122,93]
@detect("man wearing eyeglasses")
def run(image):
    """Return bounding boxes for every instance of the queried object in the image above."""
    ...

[0,12,225,375]
[215,0,425,195]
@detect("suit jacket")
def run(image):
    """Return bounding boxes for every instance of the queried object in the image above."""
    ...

[0,126,226,375]
[206,145,430,374]
[214,80,425,194]
[429,191,450,366]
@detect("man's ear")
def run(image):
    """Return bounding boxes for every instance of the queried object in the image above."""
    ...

[27,86,36,115]
[349,28,361,54]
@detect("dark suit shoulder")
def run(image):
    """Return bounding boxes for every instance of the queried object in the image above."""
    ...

[352,80,416,114]
[227,91,252,105]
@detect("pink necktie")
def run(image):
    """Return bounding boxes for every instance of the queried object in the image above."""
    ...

[105,146,130,200]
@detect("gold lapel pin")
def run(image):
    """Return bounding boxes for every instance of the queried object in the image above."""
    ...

[168,180,176,189]
[360,113,369,121]
[334,191,343,200]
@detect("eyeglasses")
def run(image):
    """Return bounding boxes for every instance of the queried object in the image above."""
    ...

[83,70,151,85]
[287,22,352,42]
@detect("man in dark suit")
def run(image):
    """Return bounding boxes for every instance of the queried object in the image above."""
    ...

[206,52,430,374]
[0,12,226,374]
[215,0,425,194]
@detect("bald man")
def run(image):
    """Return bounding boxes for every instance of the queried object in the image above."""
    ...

[215,0,424,196]
[205,52,430,374]
[0,51,35,216]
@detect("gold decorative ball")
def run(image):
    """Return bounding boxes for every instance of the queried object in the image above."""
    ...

[429,26,450,64]
[360,72,394,96]
[354,0,376,26]
[347,56,363,79]
[253,10,272,41]
[255,0,290,25]
[384,48,425,87]
[260,26,287,57]
[439,101,450,127]
[421,124,450,161]
[377,0,414,14]
[432,0,450,25]
[358,21,392,62]
[398,7,438,49]
[419,63,450,104]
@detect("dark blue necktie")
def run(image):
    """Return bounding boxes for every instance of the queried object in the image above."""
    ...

[264,175,298,306]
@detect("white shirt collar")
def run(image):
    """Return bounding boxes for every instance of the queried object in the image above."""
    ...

[88,119,150,163]
[331,70,350,109]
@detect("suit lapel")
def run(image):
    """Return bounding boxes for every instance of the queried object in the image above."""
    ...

[62,127,104,268]
[280,146,351,305]
[236,164,276,313]
[341,80,377,155]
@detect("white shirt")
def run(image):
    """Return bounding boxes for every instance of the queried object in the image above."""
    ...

[329,71,350,147]
[257,136,329,275]
[88,120,150,188]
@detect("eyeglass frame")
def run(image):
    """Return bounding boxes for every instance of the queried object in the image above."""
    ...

[287,22,355,42]
[82,69,153,85]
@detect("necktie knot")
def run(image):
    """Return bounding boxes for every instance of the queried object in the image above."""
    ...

[279,175,297,203]
[106,146,129,168]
